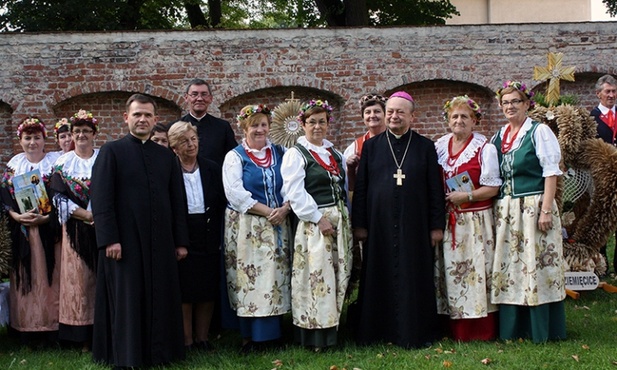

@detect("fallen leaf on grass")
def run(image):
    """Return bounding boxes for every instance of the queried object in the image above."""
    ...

[574,305,590,310]
[443,360,453,367]
[572,355,580,362]
[582,344,590,350]
[272,359,283,367]
[435,348,444,354]
[19,359,27,365]
[376,353,384,358]
[425,355,431,360]
[329,366,338,370]
[481,358,492,365]
[497,350,504,353]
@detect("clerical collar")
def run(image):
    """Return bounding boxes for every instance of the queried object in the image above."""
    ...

[190,112,208,121]
[387,129,411,140]
[129,133,149,144]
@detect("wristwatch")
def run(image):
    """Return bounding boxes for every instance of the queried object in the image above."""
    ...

[541,209,551,214]
[467,192,473,202]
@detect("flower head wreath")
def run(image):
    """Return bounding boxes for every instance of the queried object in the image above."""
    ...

[236,104,272,124]
[359,94,388,110]
[54,118,70,135]
[70,109,99,132]
[17,117,46,138]
[496,80,535,109]
[298,100,334,122]
[442,95,482,122]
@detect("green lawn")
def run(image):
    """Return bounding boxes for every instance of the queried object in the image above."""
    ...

[1,241,616,370]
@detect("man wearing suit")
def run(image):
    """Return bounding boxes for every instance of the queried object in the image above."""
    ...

[590,74,617,274]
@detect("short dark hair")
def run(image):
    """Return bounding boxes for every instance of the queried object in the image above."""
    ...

[150,123,169,137]
[125,94,158,114]
[185,78,212,95]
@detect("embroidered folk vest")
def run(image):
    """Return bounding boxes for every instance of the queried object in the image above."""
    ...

[295,144,346,207]
[233,144,285,208]
[492,122,544,199]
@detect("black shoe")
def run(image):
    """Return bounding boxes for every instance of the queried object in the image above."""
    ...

[194,341,214,352]
[239,341,265,354]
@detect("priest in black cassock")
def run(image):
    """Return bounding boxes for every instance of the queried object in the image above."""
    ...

[172,78,237,166]
[352,91,446,349]
[90,94,189,368]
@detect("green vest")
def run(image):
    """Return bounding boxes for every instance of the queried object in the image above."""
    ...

[492,121,545,199]
[295,144,346,207]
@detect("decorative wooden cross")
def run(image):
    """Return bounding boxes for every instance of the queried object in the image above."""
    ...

[533,52,575,106]
[393,168,406,186]
[285,91,299,103]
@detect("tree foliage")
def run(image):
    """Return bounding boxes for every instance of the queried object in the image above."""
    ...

[603,0,617,16]
[0,0,459,32]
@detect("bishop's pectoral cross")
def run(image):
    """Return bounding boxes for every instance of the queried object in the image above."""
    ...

[393,168,406,186]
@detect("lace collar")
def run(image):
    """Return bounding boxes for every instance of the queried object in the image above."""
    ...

[435,132,487,171]
[241,138,272,155]
[55,150,99,178]
[6,152,57,176]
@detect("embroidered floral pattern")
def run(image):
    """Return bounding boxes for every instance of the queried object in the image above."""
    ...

[224,209,291,317]
[435,211,497,319]
[491,195,566,306]
[53,164,91,205]
[291,205,352,329]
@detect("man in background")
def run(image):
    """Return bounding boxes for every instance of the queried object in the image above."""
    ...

[591,74,617,274]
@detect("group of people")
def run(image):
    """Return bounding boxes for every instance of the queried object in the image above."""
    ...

[2,74,616,368]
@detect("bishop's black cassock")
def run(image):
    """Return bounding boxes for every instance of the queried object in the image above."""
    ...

[352,129,445,348]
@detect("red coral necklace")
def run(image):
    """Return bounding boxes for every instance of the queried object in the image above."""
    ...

[309,149,340,176]
[501,125,520,154]
[246,147,272,168]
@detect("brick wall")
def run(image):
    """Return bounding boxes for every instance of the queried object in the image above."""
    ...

[0,23,615,166]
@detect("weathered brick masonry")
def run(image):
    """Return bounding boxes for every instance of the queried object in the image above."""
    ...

[0,23,615,166]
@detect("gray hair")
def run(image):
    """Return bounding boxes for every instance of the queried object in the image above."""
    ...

[595,74,617,93]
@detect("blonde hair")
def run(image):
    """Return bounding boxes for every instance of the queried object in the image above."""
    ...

[167,121,197,149]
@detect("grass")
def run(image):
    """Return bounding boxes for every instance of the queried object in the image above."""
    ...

[1,242,616,370]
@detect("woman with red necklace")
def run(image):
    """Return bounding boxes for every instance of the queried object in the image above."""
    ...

[281,100,352,351]
[490,81,566,343]
[434,96,501,341]
[222,104,291,353]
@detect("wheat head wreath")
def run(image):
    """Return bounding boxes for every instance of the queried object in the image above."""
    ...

[529,105,617,275]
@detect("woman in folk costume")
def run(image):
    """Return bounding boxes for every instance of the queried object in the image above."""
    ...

[343,93,387,193]
[490,81,566,342]
[281,99,352,350]
[0,117,60,346]
[223,104,292,353]
[434,96,501,341]
[50,110,99,349]
[48,118,73,163]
